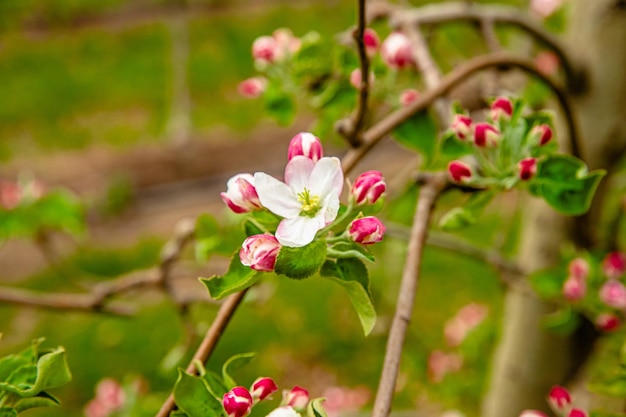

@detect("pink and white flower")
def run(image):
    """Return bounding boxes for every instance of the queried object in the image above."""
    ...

[519,411,549,417]
[450,114,473,140]
[530,0,565,18]
[223,386,253,417]
[532,124,553,146]
[349,68,374,89]
[238,77,267,98]
[568,257,589,280]
[535,51,560,76]
[252,36,280,64]
[288,132,323,163]
[490,96,513,121]
[568,409,588,417]
[381,32,414,70]
[474,122,501,147]
[363,28,380,57]
[599,279,626,310]
[284,386,309,411]
[349,216,386,245]
[602,251,626,279]
[518,158,538,181]
[267,406,302,417]
[444,303,489,347]
[548,385,572,412]
[562,276,586,301]
[254,156,343,247]
[251,377,278,401]
[221,173,262,214]
[351,170,386,205]
[427,350,463,383]
[596,313,621,332]
[399,89,420,107]
[448,160,472,183]
[240,234,281,272]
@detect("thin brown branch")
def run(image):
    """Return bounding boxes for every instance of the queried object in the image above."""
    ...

[337,0,369,147]
[155,288,249,417]
[342,52,580,173]
[371,172,447,417]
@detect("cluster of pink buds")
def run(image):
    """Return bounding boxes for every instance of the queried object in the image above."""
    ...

[223,381,311,417]
[519,385,587,417]
[446,97,554,185]
[84,378,126,417]
[252,28,301,66]
[561,257,589,302]
[222,132,387,273]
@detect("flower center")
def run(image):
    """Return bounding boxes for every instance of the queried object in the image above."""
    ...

[297,188,321,217]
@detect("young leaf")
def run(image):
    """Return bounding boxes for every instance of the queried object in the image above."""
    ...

[203,371,229,399]
[320,258,376,335]
[307,398,329,417]
[392,110,438,164]
[14,392,60,413]
[200,252,260,300]
[173,369,223,417]
[0,347,72,397]
[438,131,472,159]
[222,352,256,389]
[274,239,327,280]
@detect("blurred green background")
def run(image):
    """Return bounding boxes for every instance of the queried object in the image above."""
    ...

[0,0,535,416]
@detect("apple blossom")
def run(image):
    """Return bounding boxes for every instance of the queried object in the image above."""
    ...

[363,28,380,57]
[518,158,538,181]
[399,89,420,106]
[221,173,262,214]
[223,386,253,417]
[532,124,553,146]
[267,406,302,417]
[474,122,501,147]
[519,411,549,417]
[252,36,280,64]
[490,96,513,120]
[450,114,473,140]
[568,409,588,417]
[448,160,472,183]
[595,313,621,332]
[381,32,414,69]
[427,350,463,383]
[351,170,386,205]
[238,77,267,98]
[599,279,626,309]
[349,216,386,245]
[285,386,309,411]
[272,28,301,56]
[530,0,564,18]
[0,181,21,210]
[288,132,323,162]
[562,276,586,301]
[251,376,278,401]
[568,257,589,280]
[548,385,572,412]
[602,251,626,279]
[254,156,343,247]
[349,68,374,90]
[240,234,281,272]
[535,50,560,76]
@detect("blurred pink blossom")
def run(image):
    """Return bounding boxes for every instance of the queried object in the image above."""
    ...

[84,378,125,417]
[322,386,370,417]
[444,303,489,347]
[428,350,463,383]
[530,0,565,18]
[535,51,560,76]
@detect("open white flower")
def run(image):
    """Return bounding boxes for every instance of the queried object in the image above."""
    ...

[254,156,343,247]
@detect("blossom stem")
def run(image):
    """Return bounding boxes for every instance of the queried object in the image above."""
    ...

[326,248,373,263]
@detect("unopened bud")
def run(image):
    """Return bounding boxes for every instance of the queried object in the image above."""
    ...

[223,387,253,417]
[568,257,589,280]
[349,68,374,90]
[363,28,380,57]
[240,234,281,272]
[399,89,420,107]
[252,36,281,64]
[474,122,501,147]
[381,32,414,70]
[238,77,267,98]
[448,160,472,183]
[562,276,586,301]
[221,173,262,213]
[490,96,513,120]
[602,251,626,279]
[532,124,553,146]
[349,216,386,245]
[351,170,386,205]
[568,409,588,417]
[548,385,572,412]
[251,377,278,401]
[595,313,621,332]
[450,115,473,140]
[599,279,626,310]
[518,158,538,181]
[519,411,549,417]
[285,386,309,411]
[287,132,323,163]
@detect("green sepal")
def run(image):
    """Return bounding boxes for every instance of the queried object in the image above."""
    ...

[173,369,223,417]
[529,155,605,216]
[392,110,438,164]
[320,258,376,335]
[541,307,580,336]
[199,252,259,300]
[222,352,256,389]
[307,398,329,417]
[274,239,327,280]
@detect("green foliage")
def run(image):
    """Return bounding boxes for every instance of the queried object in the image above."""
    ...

[200,252,260,300]
[0,339,71,415]
[438,191,495,231]
[307,398,329,417]
[320,258,376,335]
[392,110,438,164]
[222,352,256,389]
[173,369,223,417]
[274,239,327,280]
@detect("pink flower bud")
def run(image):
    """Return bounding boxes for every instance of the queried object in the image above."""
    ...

[474,122,501,147]
[568,409,588,417]
[351,170,386,205]
[363,28,380,57]
[285,386,309,411]
[532,124,553,146]
[251,377,278,401]
[450,114,473,140]
[349,68,374,89]
[252,36,280,64]
[518,158,538,181]
[272,28,301,56]
[428,350,463,383]
[240,234,281,272]
[568,258,589,280]
[221,173,262,214]
[223,387,253,417]
[0,181,21,210]
[448,160,472,183]
[96,378,126,410]
[84,399,110,417]
[602,251,626,279]
[548,385,572,412]
[399,89,420,107]
[562,276,586,301]
[490,96,513,120]
[381,32,414,70]
[595,313,621,332]
[287,132,323,163]
[530,0,564,18]
[238,77,267,98]
[599,279,626,310]
[349,216,386,245]
[519,411,549,417]
[535,50,560,76]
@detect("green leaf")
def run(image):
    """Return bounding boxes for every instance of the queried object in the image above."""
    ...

[392,110,438,163]
[0,407,17,417]
[173,369,223,417]
[222,352,256,389]
[274,239,327,280]
[530,155,605,216]
[307,398,329,417]
[541,307,580,336]
[203,371,229,399]
[589,374,626,398]
[320,258,376,335]
[200,252,259,300]
[14,392,60,413]
[264,82,296,126]
[438,131,473,159]
[529,268,565,299]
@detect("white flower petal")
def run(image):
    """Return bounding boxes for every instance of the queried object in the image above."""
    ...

[320,190,340,224]
[284,156,315,191]
[309,157,344,199]
[276,216,324,247]
[254,172,301,218]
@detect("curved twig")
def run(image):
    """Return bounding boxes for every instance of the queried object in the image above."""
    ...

[342,52,580,173]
